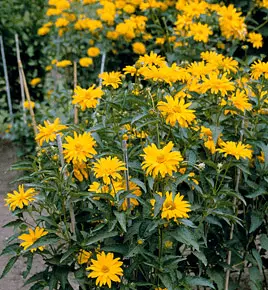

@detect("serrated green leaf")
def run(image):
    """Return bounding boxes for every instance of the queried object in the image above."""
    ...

[185,276,215,289]
[260,234,268,251]
[193,251,207,266]
[26,234,60,252]
[114,211,127,232]
[130,178,147,193]
[249,212,263,233]
[252,249,263,273]
[85,231,118,246]
[0,255,19,279]
[207,269,224,290]
[23,254,33,279]
[60,248,76,264]
[171,227,199,251]
[153,193,164,218]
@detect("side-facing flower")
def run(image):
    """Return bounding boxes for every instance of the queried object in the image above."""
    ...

[77,249,92,265]
[217,141,252,160]
[99,71,122,89]
[87,251,123,288]
[5,185,36,211]
[141,142,183,178]
[18,227,48,252]
[63,132,97,163]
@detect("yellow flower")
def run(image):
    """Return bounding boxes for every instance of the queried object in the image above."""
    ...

[164,240,173,249]
[228,89,252,112]
[257,151,265,163]
[73,160,89,182]
[99,71,122,89]
[217,141,253,160]
[188,22,213,43]
[201,73,235,96]
[157,96,196,127]
[200,126,216,154]
[18,227,48,252]
[87,47,100,57]
[248,32,263,48]
[152,191,191,221]
[87,251,123,288]
[123,65,138,76]
[137,51,166,67]
[55,17,69,28]
[56,60,72,67]
[77,249,92,264]
[132,42,146,55]
[141,142,183,178]
[30,78,41,86]
[79,57,93,67]
[72,85,104,111]
[38,27,50,36]
[250,60,268,80]
[63,132,97,163]
[23,101,35,110]
[36,118,67,146]
[5,185,36,211]
[45,65,52,71]
[93,156,126,184]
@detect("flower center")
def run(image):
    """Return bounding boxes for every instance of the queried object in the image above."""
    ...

[101,265,110,273]
[156,153,166,163]
[165,201,176,210]
[74,143,83,152]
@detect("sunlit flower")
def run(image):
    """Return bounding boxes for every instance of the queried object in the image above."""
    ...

[87,47,100,57]
[56,60,72,67]
[257,151,265,163]
[23,101,35,110]
[63,132,97,163]
[5,185,36,211]
[228,89,252,112]
[38,27,50,36]
[217,141,253,160]
[30,78,41,86]
[55,17,69,27]
[93,156,126,184]
[132,42,146,54]
[137,51,166,67]
[77,249,92,265]
[72,85,103,110]
[157,96,196,127]
[200,126,216,154]
[250,60,268,80]
[99,71,122,89]
[87,251,123,288]
[188,23,213,43]
[141,142,183,178]
[36,118,67,146]
[18,227,48,252]
[247,32,263,48]
[79,57,93,67]
[73,160,89,182]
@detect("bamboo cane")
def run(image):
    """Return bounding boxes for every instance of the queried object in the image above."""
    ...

[15,34,26,124]
[0,36,13,122]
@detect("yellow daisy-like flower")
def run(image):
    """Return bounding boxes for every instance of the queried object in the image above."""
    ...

[250,60,268,80]
[23,101,35,110]
[132,42,146,55]
[99,71,122,89]
[63,132,97,163]
[141,142,183,178]
[87,251,123,288]
[73,160,89,182]
[93,156,126,184]
[72,85,104,111]
[5,185,36,211]
[36,118,67,146]
[247,32,263,49]
[228,89,252,112]
[157,96,196,127]
[55,17,69,28]
[56,60,72,67]
[18,227,48,252]
[188,22,213,43]
[87,47,100,57]
[217,141,253,160]
[30,78,41,86]
[38,27,50,36]
[257,151,265,163]
[77,249,92,265]
[152,191,191,221]
[79,57,93,67]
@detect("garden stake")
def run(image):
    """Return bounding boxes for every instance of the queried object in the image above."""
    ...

[99,52,106,87]
[0,35,13,122]
[122,140,131,210]
[15,34,26,124]
[18,60,38,137]
[73,61,78,124]
[56,134,76,236]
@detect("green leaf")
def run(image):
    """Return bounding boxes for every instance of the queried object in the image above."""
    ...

[171,227,199,251]
[26,234,60,252]
[159,273,173,289]
[85,231,118,246]
[0,255,19,278]
[185,277,215,289]
[252,249,263,273]
[23,254,33,279]
[130,178,147,193]
[114,211,127,232]
[207,269,224,290]
[246,187,268,198]
[249,212,263,233]
[260,234,268,251]
[60,248,76,264]
[0,243,20,256]
[193,251,207,266]
[2,219,24,228]
[153,193,164,218]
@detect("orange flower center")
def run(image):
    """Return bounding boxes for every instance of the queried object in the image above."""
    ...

[156,153,166,163]
[101,265,110,273]
[165,201,176,210]
[74,143,83,152]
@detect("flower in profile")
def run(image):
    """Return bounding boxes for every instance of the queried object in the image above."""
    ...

[38,27,50,35]
[247,32,263,48]
[56,60,72,67]
[93,156,126,184]
[87,251,123,288]
[18,227,48,252]
[77,249,92,265]
[79,57,93,67]
[228,89,252,112]
[5,185,36,211]
[257,151,265,163]
[217,141,252,160]
[73,160,89,181]
[99,71,122,89]
[87,47,100,57]
[151,191,191,221]
[36,118,67,146]
[157,96,196,127]
[30,78,41,86]
[250,60,268,80]
[188,23,213,43]
[141,142,183,178]
[137,51,166,67]
[132,42,146,55]
[200,126,216,154]
[23,101,35,110]
[63,132,97,163]
[72,85,103,110]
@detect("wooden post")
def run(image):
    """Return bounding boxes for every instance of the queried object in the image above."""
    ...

[15,34,26,124]
[0,36,13,122]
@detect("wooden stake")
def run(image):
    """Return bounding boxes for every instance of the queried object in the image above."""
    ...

[15,34,26,124]
[73,61,78,125]
[122,140,130,209]
[0,36,13,122]
[18,60,38,137]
